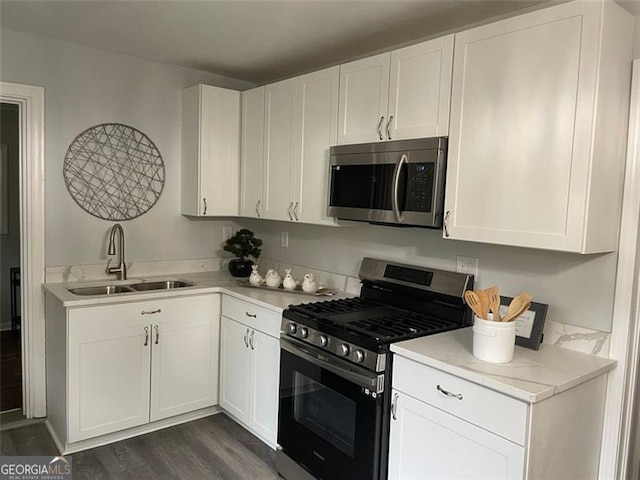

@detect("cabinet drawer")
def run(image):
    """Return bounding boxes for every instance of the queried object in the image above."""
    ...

[393,356,528,445]
[222,295,281,338]
[69,294,217,335]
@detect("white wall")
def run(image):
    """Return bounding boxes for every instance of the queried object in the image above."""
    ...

[0,28,251,267]
[240,219,618,332]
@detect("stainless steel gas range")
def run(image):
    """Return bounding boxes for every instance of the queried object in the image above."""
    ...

[276,258,474,480]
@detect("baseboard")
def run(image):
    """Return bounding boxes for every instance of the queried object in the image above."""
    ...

[58,406,222,455]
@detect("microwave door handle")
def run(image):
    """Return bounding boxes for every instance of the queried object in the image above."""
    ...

[391,154,407,222]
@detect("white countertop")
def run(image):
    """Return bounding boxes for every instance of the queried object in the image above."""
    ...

[43,270,353,312]
[391,328,617,403]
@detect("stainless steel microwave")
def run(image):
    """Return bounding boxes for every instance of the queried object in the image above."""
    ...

[327,137,447,228]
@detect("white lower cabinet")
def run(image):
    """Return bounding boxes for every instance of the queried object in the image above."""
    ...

[388,392,524,479]
[389,355,609,479]
[63,294,220,444]
[220,296,281,448]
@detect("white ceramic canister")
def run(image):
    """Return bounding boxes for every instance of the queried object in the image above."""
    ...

[472,314,516,363]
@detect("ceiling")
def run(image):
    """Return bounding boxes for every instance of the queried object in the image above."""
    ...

[0,0,634,85]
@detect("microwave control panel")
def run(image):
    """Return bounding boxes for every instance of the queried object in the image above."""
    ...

[406,163,434,212]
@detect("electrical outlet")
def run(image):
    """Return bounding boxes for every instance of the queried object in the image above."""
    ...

[281,231,289,248]
[222,226,233,242]
[456,256,478,278]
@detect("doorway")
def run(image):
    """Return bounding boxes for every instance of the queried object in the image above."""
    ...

[1,102,22,414]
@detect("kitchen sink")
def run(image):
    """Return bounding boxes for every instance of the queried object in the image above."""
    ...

[67,278,196,296]
[130,280,195,291]
[68,285,137,296]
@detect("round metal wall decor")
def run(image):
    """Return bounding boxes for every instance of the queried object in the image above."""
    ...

[63,123,165,221]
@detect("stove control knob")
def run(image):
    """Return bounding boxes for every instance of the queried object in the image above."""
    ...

[354,350,365,363]
[338,344,350,357]
[286,323,297,335]
[299,327,308,339]
[318,335,328,347]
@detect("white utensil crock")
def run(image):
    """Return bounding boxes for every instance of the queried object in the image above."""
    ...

[472,314,516,363]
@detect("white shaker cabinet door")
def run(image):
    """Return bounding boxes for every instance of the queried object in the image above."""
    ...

[444,1,633,252]
[149,295,220,422]
[68,323,151,442]
[388,35,453,140]
[219,316,251,422]
[294,66,339,225]
[247,329,280,448]
[338,53,390,145]
[388,391,525,480]
[240,86,265,218]
[263,78,298,221]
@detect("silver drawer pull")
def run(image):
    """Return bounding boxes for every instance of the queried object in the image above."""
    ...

[141,309,161,315]
[245,312,257,318]
[437,384,463,400]
[391,392,399,420]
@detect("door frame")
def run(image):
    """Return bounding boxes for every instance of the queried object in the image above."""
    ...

[0,81,46,418]
[599,60,640,479]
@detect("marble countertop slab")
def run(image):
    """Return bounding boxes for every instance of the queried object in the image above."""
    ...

[44,270,353,312]
[391,328,617,403]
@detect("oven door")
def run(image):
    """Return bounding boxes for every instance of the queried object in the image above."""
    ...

[278,337,386,480]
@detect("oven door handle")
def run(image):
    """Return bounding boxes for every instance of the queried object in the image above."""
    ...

[391,154,407,223]
[281,337,384,394]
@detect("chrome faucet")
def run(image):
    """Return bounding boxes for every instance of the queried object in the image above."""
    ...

[107,223,127,280]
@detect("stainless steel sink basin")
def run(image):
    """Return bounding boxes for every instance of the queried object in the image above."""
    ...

[68,285,137,296]
[130,280,195,291]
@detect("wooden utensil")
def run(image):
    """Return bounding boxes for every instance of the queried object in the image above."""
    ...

[464,290,486,319]
[485,286,502,321]
[502,293,532,322]
[475,289,490,320]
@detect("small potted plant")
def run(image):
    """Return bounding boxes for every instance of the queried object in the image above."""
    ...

[223,229,263,277]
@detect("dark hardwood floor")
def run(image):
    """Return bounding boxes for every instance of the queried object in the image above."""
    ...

[0,330,22,412]
[0,414,279,479]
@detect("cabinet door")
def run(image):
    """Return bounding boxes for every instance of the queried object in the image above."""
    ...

[263,78,298,221]
[240,87,265,218]
[388,35,453,140]
[293,67,339,226]
[444,3,600,251]
[388,391,524,480]
[219,316,251,422]
[338,53,390,145]
[247,329,280,448]
[68,321,151,442]
[150,295,220,421]
[181,85,240,216]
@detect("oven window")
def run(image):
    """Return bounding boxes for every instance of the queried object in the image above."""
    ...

[292,371,356,457]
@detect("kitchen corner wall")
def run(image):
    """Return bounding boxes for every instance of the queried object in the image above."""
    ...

[240,219,618,334]
[0,28,250,269]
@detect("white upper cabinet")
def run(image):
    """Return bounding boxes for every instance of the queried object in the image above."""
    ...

[240,87,265,218]
[293,67,340,225]
[443,1,634,253]
[338,35,454,145]
[263,78,298,222]
[242,67,339,225]
[181,84,240,216]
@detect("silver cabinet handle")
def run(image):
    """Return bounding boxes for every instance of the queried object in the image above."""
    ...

[391,392,399,420]
[245,312,257,318]
[437,384,463,400]
[293,202,299,221]
[154,325,159,345]
[249,330,255,350]
[244,328,249,348]
[444,211,451,238]
[391,154,407,223]
[144,326,149,346]
[386,115,394,140]
[141,309,161,315]
[288,202,294,220]
[202,198,207,215]
[377,116,385,140]
[255,200,261,218]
